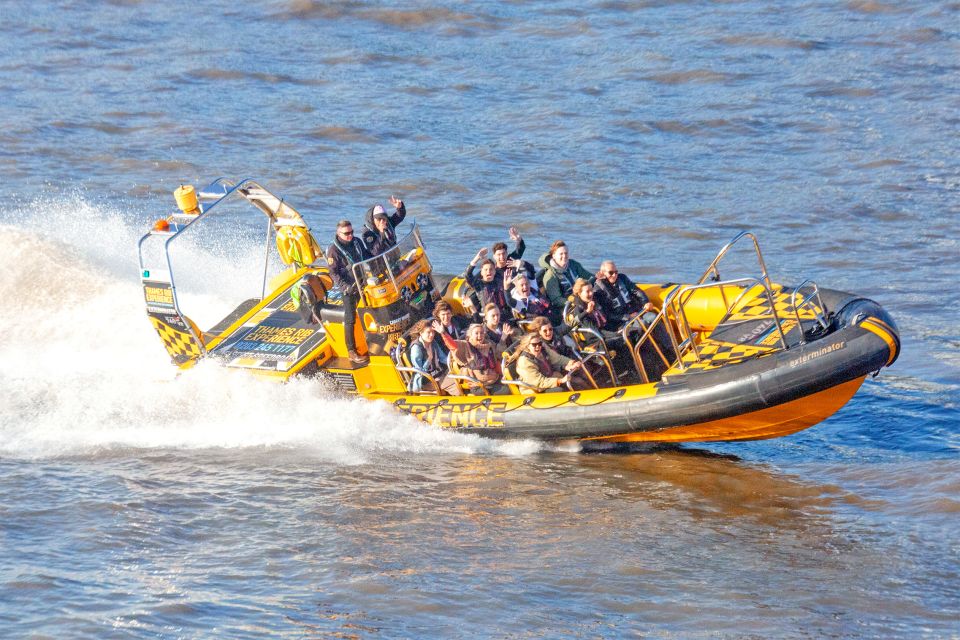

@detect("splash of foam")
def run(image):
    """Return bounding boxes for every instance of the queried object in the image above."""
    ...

[0,193,542,461]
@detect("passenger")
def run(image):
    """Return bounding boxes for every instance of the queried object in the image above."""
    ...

[361,196,406,256]
[481,302,517,359]
[514,332,586,393]
[594,260,675,379]
[569,278,616,338]
[593,260,654,326]
[568,277,632,374]
[432,300,469,343]
[492,226,536,293]
[439,323,508,396]
[538,240,593,319]
[528,315,576,360]
[465,250,510,316]
[408,319,459,395]
[509,274,551,321]
[327,219,372,365]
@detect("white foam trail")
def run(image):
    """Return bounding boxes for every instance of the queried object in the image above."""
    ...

[0,193,542,461]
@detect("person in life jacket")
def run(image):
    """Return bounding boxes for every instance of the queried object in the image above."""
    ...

[327,219,373,365]
[439,323,509,396]
[465,250,510,319]
[538,240,593,322]
[514,331,586,393]
[594,260,675,380]
[290,273,328,325]
[431,300,469,362]
[407,319,459,395]
[361,196,406,256]
[528,315,577,360]
[567,277,633,377]
[509,274,550,321]
[481,302,518,360]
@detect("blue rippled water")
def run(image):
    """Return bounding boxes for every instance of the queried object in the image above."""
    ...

[1,1,958,637]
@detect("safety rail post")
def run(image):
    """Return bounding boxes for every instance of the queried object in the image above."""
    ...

[696,231,776,310]
[790,280,829,345]
[661,276,791,369]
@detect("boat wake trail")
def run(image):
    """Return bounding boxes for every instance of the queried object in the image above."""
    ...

[0,194,541,461]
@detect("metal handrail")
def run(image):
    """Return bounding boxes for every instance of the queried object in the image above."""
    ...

[137,177,247,357]
[567,326,619,386]
[660,276,789,369]
[395,366,443,395]
[696,231,774,311]
[445,352,491,395]
[790,280,829,343]
[499,355,542,394]
[348,224,429,304]
[619,310,673,384]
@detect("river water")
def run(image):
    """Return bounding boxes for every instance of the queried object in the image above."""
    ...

[1,1,958,637]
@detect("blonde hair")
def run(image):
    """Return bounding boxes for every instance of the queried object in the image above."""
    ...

[528,315,552,332]
[572,278,591,297]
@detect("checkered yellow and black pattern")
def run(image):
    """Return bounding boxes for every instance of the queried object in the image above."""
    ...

[726,285,822,322]
[678,285,819,372]
[679,340,773,372]
[149,316,203,365]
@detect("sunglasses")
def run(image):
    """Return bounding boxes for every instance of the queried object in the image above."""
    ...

[340,230,354,237]
[530,341,543,348]
[606,270,618,276]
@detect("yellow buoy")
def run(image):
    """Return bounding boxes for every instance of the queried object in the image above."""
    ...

[174,184,200,214]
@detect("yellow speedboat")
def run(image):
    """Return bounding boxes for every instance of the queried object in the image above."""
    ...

[139,179,900,443]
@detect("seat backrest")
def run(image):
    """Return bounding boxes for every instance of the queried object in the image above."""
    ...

[534,267,546,290]
[501,349,533,395]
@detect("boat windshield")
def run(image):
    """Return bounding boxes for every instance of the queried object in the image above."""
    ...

[350,224,430,295]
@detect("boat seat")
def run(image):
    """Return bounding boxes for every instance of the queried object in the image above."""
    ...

[445,352,493,396]
[500,348,540,395]
[392,336,444,395]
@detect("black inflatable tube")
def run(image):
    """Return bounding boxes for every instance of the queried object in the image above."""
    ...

[459,289,897,440]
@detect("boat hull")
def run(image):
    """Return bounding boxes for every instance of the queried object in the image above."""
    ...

[383,291,898,442]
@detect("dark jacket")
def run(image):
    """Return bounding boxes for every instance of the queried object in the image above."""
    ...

[495,237,534,291]
[593,273,650,327]
[484,322,517,358]
[568,296,610,333]
[537,252,593,311]
[361,202,406,256]
[465,263,509,315]
[545,324,577,359]
[327,236,372,296]
[509,289,551,320]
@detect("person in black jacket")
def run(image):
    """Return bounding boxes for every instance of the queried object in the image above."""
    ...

[593,260,653,326]
[464,251,510,318]
[431,300,470,361]
[481,302,517,359]
[492,226,536,294]
[361,196,406,256]
[327,219,372,365]
[593,260,675,380]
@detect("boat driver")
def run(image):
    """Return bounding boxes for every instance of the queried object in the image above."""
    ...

[361,195,406,256]
[327,219,372,365]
